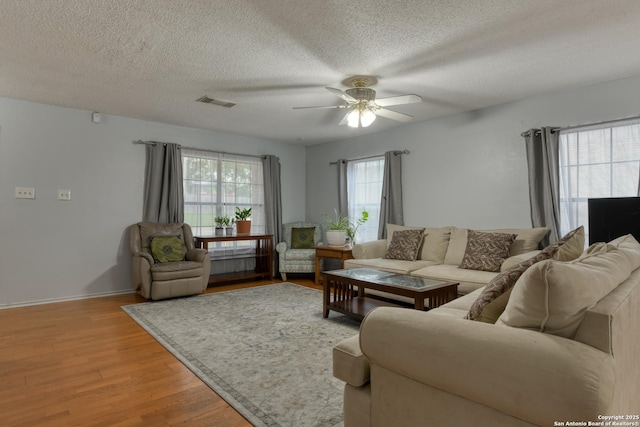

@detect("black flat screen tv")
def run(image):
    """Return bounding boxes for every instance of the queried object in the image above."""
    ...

[588,197,640,245]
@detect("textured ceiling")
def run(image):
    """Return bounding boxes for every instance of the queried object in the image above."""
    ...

[1,1,640,145]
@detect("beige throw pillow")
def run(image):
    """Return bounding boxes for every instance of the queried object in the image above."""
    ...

[466,226,585,323]
[466,250,554,322]
[496,235,640,338]
[459,231,516,272]
[384,229,425,261]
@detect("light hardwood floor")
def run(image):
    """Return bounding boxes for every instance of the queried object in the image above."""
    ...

[0,277,320,426]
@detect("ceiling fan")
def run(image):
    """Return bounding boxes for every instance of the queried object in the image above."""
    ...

[293,76,422,128]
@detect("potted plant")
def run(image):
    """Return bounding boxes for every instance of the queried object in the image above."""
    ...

[323,209,369,246]
[225,217,235,236]
[214,215,226,236]
[235,207,252,234]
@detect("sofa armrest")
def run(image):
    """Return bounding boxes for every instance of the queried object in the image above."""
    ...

[352,239,387,259]
[275,242,288,253]
[360,307,614,426]
[333,334,370,387]
[500,249,541,271]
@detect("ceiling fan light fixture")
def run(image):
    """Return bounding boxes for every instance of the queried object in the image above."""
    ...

[347,109,360,128]
[360,109,376,127]
[347,107,376,128]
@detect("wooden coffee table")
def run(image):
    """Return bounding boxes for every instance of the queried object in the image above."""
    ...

[322,268,458,320]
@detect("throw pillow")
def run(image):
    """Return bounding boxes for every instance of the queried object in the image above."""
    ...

[459,231,516,272]
[465,225,586,323]
[496,236,640,338]
[384,229,425,261]
[291,227,315,249]
[150,235,185,263]
[465,250,554,322]
[549,225,585,261]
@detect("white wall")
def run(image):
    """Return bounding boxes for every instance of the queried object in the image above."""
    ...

[306,74,640,231]
[0,98,306,307]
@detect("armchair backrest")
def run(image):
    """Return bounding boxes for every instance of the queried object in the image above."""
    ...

[130,222,196,254]
[282,222,322,246]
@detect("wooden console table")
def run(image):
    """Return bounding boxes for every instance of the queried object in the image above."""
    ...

[194,234,273,284]
[315,245,354,285]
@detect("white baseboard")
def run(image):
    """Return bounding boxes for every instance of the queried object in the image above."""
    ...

[0,289,136,310]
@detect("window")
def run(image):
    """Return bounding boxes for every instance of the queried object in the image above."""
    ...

[559,121,640,242]
[182,149,265,236]
[347,157,384,242]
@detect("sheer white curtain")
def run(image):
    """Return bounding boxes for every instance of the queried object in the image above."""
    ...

[559,120,640,243]
[182,149,265,236]
[347,157,384,242]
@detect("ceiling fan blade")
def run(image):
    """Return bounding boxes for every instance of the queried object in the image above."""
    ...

[374,108,413,122]
[338,111,351,126]
[375,94,422,107]
[292,105,347,110]
[325,87,357,103]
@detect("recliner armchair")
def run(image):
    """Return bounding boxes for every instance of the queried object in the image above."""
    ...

[129,222,211,300]
[276,222,322,281]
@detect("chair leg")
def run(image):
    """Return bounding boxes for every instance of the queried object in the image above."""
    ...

[281,272,287,281]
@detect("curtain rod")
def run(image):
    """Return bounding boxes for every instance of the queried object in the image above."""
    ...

[520,113,640,137]
[329,149,409,165]
[132,140,267,159]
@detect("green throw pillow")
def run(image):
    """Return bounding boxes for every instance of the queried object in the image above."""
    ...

[150,235,185,263]
[291,227,315,249]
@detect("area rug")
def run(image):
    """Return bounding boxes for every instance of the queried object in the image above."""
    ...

[122,283,360,427]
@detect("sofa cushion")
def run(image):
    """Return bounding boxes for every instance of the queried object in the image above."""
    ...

[345,258,435,274]
[384,229,425,261]
[497,234,640,338]
[411,264,498,295]
[282,248,315,261]
[484,227,550,256]
[444,227,549,265]
[459,231,516,272]
[386,224,451,263]
[466,226,586,323]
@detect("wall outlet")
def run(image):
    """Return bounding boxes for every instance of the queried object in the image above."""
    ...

[15,187,35,199]
[58,190,71,201]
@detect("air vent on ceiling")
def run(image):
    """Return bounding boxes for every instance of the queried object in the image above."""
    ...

[196,95,236,108]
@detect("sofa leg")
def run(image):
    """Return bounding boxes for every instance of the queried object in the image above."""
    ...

[281,272,287,281]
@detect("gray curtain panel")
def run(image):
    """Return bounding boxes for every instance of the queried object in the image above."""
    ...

[524,127,560,246]
[337,159,349,217]
[378,150,404,239]
[142,142,184,223]
[263,155,283,272]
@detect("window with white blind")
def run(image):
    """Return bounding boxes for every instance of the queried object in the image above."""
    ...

[182,149,265,237]
[347,157,384,242]
[559,121,640,243]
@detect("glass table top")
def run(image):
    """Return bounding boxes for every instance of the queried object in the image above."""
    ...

[326,268,451,290]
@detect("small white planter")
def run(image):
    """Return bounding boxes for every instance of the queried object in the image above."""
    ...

[326,230,347,246]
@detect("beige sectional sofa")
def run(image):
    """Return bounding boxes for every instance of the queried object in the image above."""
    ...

[333,234,640,426]
[345,224,550,295]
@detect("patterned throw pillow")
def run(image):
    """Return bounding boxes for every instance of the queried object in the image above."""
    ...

[291,227,315,249]
[459,231,516,272]
[465,225,585,322]
[150,235,185,263]
[466,250,554,322]
[384,229,425,261]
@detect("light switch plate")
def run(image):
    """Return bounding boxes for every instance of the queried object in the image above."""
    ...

[15,187,35,199]
[58,190,71,201]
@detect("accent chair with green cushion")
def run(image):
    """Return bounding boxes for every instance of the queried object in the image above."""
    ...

[129,222,211,300]
[276,222,322,280]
